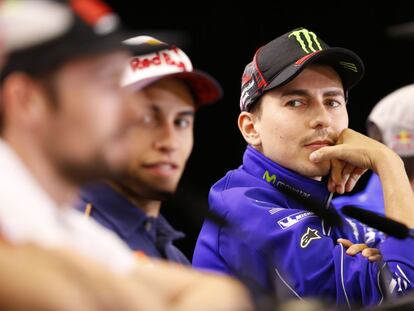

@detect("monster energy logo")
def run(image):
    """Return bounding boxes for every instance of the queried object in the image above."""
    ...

[339,61,358,72]
[288,29,322,54]
[263,170,276,185]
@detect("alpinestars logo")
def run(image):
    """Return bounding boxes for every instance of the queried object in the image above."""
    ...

[288,29,322,54]
[300,227,321,248]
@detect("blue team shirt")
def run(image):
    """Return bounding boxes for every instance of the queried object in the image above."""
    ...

[193,146,414,307]
[77,183,189,264]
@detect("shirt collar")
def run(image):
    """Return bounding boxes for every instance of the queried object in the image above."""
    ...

[80,183,184,241]
[242,146,332,208]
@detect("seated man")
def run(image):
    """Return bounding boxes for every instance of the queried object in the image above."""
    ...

[193,27,414,307]
[78,36,222,264]
[0,1,252,310]
[333,84,414,214]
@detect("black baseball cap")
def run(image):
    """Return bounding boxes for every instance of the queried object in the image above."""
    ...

[0,0,129,80]
[240,27,365,111]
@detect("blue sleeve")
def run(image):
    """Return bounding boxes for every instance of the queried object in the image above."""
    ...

[224,212,384,307]
[193,217,232,275]
[380,232,414,295]
[194,192,414,307]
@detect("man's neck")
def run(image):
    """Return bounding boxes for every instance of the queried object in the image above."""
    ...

[132,198,161,218]
[5,134,77,207]
[109,182,162,217]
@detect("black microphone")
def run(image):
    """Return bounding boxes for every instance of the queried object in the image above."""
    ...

[341,205,413,239]
[275,182,343,228]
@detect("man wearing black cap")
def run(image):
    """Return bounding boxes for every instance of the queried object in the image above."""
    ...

[0,1,253,310]
[193,27,414,306]
[77,36,222,264]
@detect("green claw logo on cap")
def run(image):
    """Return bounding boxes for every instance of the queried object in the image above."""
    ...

[288,29,322,54]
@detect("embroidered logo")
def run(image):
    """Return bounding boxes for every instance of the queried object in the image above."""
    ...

[263,170,277,185]
[300,227,321,248]
[278,211,316,229]
[339,61,358,72]
[288,29,322,54]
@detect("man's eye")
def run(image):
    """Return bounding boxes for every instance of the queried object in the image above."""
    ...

[175,118,191,129]
[143,115,153,124]
[327,100,342,108]
[286,100,303,108]
[139,114,157,127]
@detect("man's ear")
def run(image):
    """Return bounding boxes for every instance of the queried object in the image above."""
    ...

[2,73,49,132]
[238,111,261,147]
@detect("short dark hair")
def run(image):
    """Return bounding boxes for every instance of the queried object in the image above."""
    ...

[248,97,263,118]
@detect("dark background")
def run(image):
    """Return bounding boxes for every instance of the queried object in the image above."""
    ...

[107,1,414,260]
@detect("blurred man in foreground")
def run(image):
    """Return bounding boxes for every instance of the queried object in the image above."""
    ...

[0,1,252,310]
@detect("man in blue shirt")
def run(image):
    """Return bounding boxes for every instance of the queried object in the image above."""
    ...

[193,27,414,307]
[333,84,414,214]
[78,36,222,264]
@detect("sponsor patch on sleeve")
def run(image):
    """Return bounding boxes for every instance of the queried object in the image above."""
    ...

[277,211,317,229]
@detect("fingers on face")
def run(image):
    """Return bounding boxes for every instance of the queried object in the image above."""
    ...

[329,161,367,194]
[344,167,367,192]
[337,163,354,194]
[328,159,344,193]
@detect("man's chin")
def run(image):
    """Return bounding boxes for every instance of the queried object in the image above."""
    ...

[129,186,175,201]
[118,177,177,201]
[147,190,175,201]
[303,161,331,179]
[57,159,110,185]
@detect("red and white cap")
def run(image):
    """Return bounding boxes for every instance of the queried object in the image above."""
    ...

[121,35,223,108]
[368,84,414,157]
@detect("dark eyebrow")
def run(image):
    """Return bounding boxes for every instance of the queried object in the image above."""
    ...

[280,89,345,98]
[323,90,345,97]
[280,89,310,98]
[178,111,195,117]
[149,105,160,114]
[150,105,195,117]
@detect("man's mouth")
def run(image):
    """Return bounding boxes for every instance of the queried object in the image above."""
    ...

[142,162,179,176]
[304,140,333,151]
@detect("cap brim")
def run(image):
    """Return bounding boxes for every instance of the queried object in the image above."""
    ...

[1,19,130,80]
[264,47,365,93]
[66,30,128,59]
[123,40,170,55]
[124,70,223,107]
